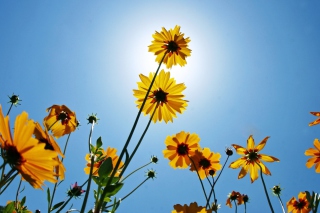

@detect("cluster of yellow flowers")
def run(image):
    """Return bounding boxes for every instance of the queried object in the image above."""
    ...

[1,24,320,213]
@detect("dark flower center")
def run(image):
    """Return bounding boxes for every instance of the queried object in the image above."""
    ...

[5,145,23,166]
[39,138,54,150]
[294,199,307,209]
[247,151,258,161]
[199,158,211,169]
[150,88,168,105]
[57,111,71,125]
[177,143,189,155]
[166,41,180,53]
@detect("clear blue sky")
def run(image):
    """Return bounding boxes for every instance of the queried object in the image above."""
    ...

[1,1,320,212]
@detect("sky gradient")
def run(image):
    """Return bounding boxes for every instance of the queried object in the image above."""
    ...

[1,1,320,212]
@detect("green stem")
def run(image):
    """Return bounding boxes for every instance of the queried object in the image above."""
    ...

[48,133,71,212]
[188,155,208,208]
[80,122,95,213]
[234,200,237,213]
[15,178,22,207]
[277,194,285,213]
[0,171,18,195]
[121,162,152,182]
[6,103,13,116]
[94,53,166,212]
[120,106,157,177]
[104,178,150,210]
[244,202,247,213]
[257,163,274,213]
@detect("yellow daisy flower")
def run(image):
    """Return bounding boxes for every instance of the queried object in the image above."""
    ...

[84,147,124,177]
[33,122,66,180]
[190,148,222,179]
[133,69,187,123]
[172,202,212,213]
[229,135,279,183]
[0,105,60,189]
[163,131,200,169]
[305,138,320,173]
[226,191,243,208]
[309,112,320,126]
[149,25,191,69]
[287,192,311,213]
[44,105,78,138]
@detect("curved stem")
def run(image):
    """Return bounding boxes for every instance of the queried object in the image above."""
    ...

[257,163,274,213]
[121,162,152,182]
[277,194,285,213]
[105,177,150,210]
[95,53,166,212]
[234,200,238,213]
[188,155,208,207]
[15,178,22,207]
[48,133,72,212]
[120,106,157,177]
[0,171,18,195]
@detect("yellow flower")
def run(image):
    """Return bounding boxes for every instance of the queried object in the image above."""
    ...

[190,148,222,179]
[133,70,187,123]
[305,138,320,173]
[163,131,200,169]
[44,105,78,138]
[287,192,311,213]
[84,147,124,177]
[226,191,243,208]
[172,202,212,213]
[0,105,60,189]
[33,122,66,180]
[149,25,191,69]
[309,112,320,126]
[229,135,280,183]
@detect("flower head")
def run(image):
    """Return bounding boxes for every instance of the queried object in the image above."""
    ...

[151,155,158,164]
[190,148,222,179]
[0,105,60,189]
[149,25,191,69]
[44,105,78,138]
[8,94,21,106]
[146,169,156,179]
[84,147,124,177]
[172,202,212,213]
[163,131,201,169]
[67,182,85,198]
[87,113,99,124]
[33,122,66,180]
[133,70,187,123]
[242,194,249,203]
[287,192,311,213]
[309,112,320,126]
[226,191,243,208]
[229,135,280,183]
[305,138,320,173]
[272,185,282,196]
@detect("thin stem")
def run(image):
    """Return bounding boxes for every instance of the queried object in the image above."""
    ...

[188,155,209,208]
[121,162,152,182]
[80,122,95,213]
[206,155,230,207]
[48,133,72,212]
[15,178,22,207]
[257,163,274,213]
[120,106,157,177]
[6,103,13,116]
[234,200,238,213]
[244,202,247,213]
[0,171,18,195]
[47,120,59,132]
[95,53,166,212]
[277,194,285,213]
[104,178,150,210]
[0,168,16,189]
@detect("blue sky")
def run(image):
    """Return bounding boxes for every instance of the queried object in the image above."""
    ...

[1,1,320,212]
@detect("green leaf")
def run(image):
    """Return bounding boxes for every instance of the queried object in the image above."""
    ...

[96,137,103,148]
[98,157,113,178]
[20,196,26,207]
[47,187,51,204]
[104,183,124,197]
[3,202,14,213]
[51,201,64,211]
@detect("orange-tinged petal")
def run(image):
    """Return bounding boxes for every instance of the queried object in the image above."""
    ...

[260,154,280,162]
[247,135,255,150]
[255,136,269,152]
[231,144,247,155]
[229,158,247,169]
